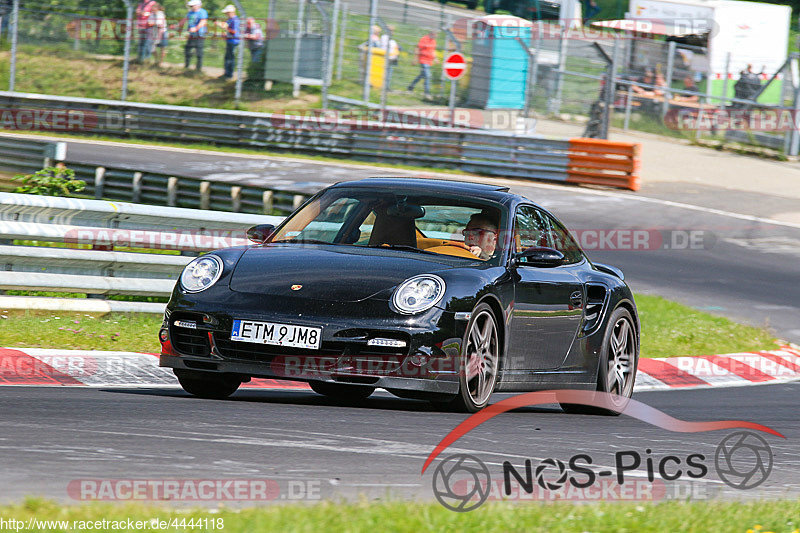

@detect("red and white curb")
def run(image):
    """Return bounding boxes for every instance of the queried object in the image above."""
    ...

[634,345,800,391]
[0,348,308,390]
[1,346,799,392]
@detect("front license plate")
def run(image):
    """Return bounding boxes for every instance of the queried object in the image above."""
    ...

[230,319,321,350]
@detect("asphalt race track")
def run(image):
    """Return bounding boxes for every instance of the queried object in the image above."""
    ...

[1,383,797,503]
[63,140,800,343]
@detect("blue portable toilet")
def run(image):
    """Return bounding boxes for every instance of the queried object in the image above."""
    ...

[466,15,532,110]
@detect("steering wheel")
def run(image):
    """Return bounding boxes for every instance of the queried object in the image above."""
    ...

[442,240,471,251]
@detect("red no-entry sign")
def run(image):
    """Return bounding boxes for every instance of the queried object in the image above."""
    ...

[443,52,467,81]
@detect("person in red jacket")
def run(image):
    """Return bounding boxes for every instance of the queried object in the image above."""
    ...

[407,30,437,99]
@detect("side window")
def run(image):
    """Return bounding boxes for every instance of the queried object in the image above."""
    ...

[514,206,551,259]
[539,211,584,264]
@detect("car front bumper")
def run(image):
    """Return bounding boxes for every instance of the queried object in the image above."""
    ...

[159,300,466,395]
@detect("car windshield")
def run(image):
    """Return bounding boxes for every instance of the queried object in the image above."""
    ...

[270,187,508,265]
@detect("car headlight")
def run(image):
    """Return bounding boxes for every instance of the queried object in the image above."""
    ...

[180,255,223,293]
[392,274,446,314]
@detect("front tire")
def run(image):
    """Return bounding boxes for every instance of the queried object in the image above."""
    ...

[438,303,500,413]
[309,381,375,401]
[175,370,241,400]
[560,307,638,415]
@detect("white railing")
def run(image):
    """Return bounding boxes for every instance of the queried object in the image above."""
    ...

[0,192,282,313]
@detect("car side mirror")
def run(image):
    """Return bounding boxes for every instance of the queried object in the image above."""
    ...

[512,246,564,268]
[246,224,276,244]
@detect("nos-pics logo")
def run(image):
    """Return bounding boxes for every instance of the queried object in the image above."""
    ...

[423,390,783,513]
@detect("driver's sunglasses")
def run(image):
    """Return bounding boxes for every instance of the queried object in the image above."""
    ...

[462,228,497,237]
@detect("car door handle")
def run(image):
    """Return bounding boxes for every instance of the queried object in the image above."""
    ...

[570,290,583,308]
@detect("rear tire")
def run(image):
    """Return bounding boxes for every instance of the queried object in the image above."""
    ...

[310,381,375,401]
[560,307,638,416]
[175,370,241,400]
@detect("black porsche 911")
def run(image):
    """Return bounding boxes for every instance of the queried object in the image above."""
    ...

[159,178,639,413]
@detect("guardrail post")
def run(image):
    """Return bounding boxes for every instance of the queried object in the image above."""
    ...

[262,191,274,214]
[43,142,67,168]
[94,167,106,200]
[292,195,305,209]
[231,186,242,213]
[167,177,179,207]
[132,172,143,203]
[200,182,211,210]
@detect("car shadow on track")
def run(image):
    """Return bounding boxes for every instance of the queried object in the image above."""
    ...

[97,388,564,415]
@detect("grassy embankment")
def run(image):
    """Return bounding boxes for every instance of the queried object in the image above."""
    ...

[0,294,781,357]
[0,497,798,533]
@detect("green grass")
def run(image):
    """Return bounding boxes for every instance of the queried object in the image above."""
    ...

[1,497,799,532]
[0,43,308,114]
[636,294,778,358]
[0,310,163,352]
[0,294,780,357]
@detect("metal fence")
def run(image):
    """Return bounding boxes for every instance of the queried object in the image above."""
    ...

[4,1,793,153]
[533,33,798,153]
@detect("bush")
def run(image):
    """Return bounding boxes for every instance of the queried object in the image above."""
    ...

[14,166,86,197]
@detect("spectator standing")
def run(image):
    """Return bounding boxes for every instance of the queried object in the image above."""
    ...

[243,17,264,68]
[379,25,400,91]
[581,0,600,23]
[135,0,157,62]
[181,0,208,72]
[407,30,436,100]
[149,3,168,67]
[369,24,381,47]
[215,5,241,80]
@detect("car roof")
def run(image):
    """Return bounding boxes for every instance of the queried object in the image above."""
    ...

[330,177,513,200]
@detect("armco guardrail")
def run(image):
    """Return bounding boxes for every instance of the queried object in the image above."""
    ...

[0,192,281,312]
[0,136,60,182]
[0,133,311,215]
[67,162,310,215]
[0,92,641,191]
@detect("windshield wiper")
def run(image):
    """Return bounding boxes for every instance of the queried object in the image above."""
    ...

[372,244,438,255]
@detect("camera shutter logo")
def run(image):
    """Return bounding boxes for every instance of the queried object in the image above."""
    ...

[432,454,491,512]
[715,431,773,490]
[535,458,569,490]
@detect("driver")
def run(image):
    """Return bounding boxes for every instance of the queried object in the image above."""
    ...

[462,213,498,260]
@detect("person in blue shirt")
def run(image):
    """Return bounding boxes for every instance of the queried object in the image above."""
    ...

[181,0,208,71]
[216,5,241,80]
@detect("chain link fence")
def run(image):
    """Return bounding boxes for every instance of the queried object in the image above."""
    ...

[1,0,798,154]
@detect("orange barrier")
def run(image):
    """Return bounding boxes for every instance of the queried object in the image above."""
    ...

[567,138,641,192]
